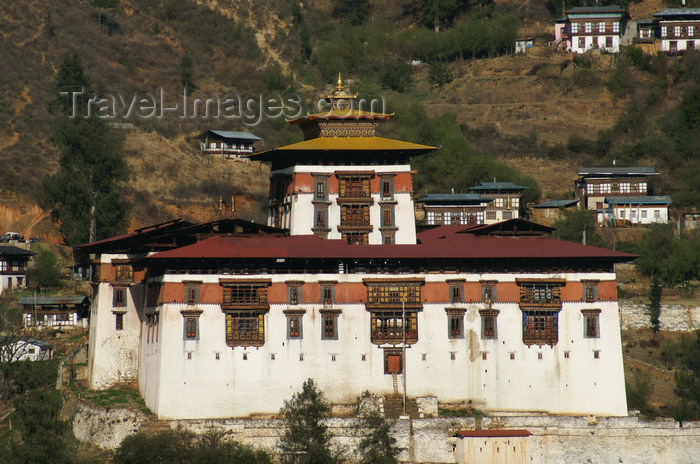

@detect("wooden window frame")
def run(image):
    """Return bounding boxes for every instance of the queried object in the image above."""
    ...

[220,280,271,309]
[582,309,601,338]
[448,280,464,304]
[446,308,466,339]
[321,309,341,340]
[371,310,418,345]
[320,282,336,306]
[184,281,201,306]
[114,264,133,282]
[287,282,302,306]
[284,310,306,339]
[181,310,202,340]
[365,280,423,308]
[582,280,599,302]
[522,308,559,346]
[115,312,124,331]
[481,281,497,303]
[113,286,127,308]
[479,308,499,339]
[225,311,265,347]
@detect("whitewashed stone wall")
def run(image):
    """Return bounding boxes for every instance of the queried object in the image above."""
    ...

[74,403,700,464]
[72,402,144,450]
[619,300,700,331]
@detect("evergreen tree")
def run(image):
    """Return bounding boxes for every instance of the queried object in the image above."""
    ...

[648,277,662,335]
[332,0,370,26]
[26,246,63,290]
[356,399,400,464]
[279,378,341,464]
[40,53,129,246]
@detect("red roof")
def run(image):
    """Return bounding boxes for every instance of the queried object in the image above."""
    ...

[148,232,636,261]
[454,429,532,438]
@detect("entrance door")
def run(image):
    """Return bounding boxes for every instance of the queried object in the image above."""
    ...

[384,351,403,375]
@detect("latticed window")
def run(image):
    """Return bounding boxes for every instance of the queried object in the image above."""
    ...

[115,264,133,282]
[520,283,561,304]
[113,287,126,307]
[288,315,302,338]
[226,312,265,346]
[343,232,368,245]
[115,313,124,331]
[449,282,464,303]
[381,179,393,199]
[321,283,335,305]
[446,308,465,339]
[522,310,559,346]
[582,309,601,338]
[583,281,599,302]
[185,281,201,305]
[366,281,422,306]
[341,204,370,227]
[222,283,269,307]
[480,309,499,339]
[339,176,371,199]
[321,309,340,340]
[287,283,301,305]
[371,311,418,344]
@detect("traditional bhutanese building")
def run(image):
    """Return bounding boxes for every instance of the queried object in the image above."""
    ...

[78,79,635,420]
[249,75,434,245]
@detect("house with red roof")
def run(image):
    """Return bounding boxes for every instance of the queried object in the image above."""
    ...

[77,79,635,421]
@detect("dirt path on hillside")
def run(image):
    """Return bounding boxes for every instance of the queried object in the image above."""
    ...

[0,86,31,152]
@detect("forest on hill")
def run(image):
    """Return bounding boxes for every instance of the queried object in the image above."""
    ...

[0,0,698,242]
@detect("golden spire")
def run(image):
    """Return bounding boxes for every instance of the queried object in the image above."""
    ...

[337,72,344,92]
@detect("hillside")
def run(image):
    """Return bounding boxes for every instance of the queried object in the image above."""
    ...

[0,0,697,243]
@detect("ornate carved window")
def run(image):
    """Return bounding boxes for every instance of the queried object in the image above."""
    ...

[371,311,417,345]
[114,263,133,283]
[287,281,303,305]
[184,281,201,306]
[284,310,305,339]
[320,281,336,306]
[582,280,599,302]
[112,285,127,308]
[220,280,270,347]
[522,309,559,346]
[365,280,423,307]
[582,309,601,338]
[479,308,499,339]
[481,281,497,303]
[448,280,465,304]
[225,312,264,347]
[181,309,202,340]
[446,308,466,339]
[321,309,341,340]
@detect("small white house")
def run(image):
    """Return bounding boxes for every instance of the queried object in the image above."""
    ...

[564,5,629,53]
[654,8,700,53]
[0,337,53,362]
[604,196,672,225]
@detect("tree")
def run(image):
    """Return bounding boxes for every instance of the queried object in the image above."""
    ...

[332,0,370,25]
[552,208,602,245]
[673,331,700,421]
[415,0,469,33]
[26,246,62,290]
[279,378,341,464]
[113,428,272,464]
[648,277,662,335]
[181,54,196,96]
[356,396,400,464]
[40,54,130,246]
[428,61,453,86]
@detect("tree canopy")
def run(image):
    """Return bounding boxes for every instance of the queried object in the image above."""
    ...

[279,378,341,464]
[40,53,130,247]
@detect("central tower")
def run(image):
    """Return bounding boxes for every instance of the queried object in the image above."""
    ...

[250,75,435,245]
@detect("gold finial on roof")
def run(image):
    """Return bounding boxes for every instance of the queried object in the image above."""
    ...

[337,72,344,92]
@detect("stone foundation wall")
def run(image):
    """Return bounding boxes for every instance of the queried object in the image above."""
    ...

[619,300,700,331]
[73,404,700,463]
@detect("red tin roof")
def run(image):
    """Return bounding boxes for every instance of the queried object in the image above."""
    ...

[148,231,636,262]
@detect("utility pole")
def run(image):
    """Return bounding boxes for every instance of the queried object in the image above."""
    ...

[402,301,407,416]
